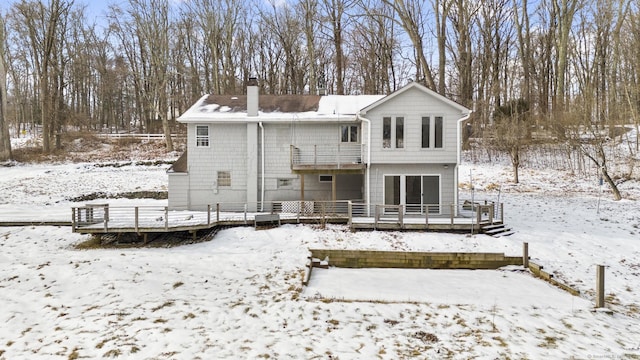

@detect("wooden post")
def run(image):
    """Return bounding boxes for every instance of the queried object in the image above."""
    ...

[450,204,454,225]
[500,203,504,223]
[347,201,353,229]
[425,206,429,229]
[489,204,494,224]
[332,175,337,202]
[216,203,220,222]
[374,205,379,229]
[135,207,139,233]
[164,206,169,231]
[300,174,305,202]
[244,203,248,224]
[207,204,211,225]
[596,265,605,308]
[523,242,529,268]
[398,205,404,228]
[71,208,76,232]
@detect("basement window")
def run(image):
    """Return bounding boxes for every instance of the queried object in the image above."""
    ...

[278,178,292,188]
[217,171,231,186]
[319,175,333,183]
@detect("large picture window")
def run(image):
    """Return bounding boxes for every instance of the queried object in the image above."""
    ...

[196,125,209,147]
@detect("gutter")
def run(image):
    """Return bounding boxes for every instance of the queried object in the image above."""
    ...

[455,111,472,216]
[357,113,372,217]
[259,121,265,212]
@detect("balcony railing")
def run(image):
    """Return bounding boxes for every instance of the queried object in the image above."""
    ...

[290,143,365,171]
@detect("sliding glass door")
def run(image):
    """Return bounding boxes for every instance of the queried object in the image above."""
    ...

[384,175,440,214]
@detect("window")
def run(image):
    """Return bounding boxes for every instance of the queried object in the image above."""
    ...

[434,116,443,148]
[341,125,358,143]
[421,116,444,149]
[395,117,404,148]
[422,117,430,148]
[217,171,231,186]
[382,117,391,148]
[383,116,404,149]
[196,125,209,147]
[278,178,292,188]
[319,175,333,183]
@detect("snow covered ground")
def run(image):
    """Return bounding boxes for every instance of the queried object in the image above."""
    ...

[1,148,640,358]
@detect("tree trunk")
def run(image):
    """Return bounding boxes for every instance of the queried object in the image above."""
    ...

[0,15,11,161]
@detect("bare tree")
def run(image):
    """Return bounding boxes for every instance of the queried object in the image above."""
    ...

[0,13,11,161]
[382,0,437,90]
[492,99,531,183]
[15,0,72,153]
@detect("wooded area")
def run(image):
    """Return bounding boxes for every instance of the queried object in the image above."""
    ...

[0,0,638,199]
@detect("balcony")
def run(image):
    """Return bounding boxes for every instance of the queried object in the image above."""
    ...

[290,143,366,173]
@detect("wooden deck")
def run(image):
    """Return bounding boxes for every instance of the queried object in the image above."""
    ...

[71,201,503,236]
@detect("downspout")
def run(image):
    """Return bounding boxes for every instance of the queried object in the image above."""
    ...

[259,121,265,212]
[455,111,472,215]
[357,113,372,216]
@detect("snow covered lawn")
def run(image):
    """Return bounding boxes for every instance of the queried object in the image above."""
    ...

[0,160,639,359]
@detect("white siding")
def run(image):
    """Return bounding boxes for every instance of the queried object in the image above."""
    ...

[168,173,189,209]
[187,123,248,209]
[366,87,462,164]
[369,164,456,213]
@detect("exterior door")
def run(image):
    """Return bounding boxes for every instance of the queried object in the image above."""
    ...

[405,176,422,213]
[383,175,440,214]
[422,176,440,213]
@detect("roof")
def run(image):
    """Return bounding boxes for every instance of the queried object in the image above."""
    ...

[167,151,187,173]
[177,82,470,124]
[360,82,470,115]
[178,94,385,123]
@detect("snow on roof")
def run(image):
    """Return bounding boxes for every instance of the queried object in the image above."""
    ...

[178,94,385,123]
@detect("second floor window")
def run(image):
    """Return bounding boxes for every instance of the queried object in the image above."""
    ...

[196,125,209,147]
[341,125,358,143]
[383,116,404,149]
[421,116,444,149]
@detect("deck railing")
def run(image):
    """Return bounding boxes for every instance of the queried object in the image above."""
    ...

[72,199,503,233]
[290,143,364,168]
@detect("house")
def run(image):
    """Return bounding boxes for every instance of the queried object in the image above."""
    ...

[168,79,471,216]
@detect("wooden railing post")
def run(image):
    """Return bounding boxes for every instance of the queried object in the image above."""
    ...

[374,205,379,229]
[489,204,495,224]
[425,206,429,229]
[244,203,248,224]
[216,203,220,222]
[398,205,404,227]
[103,205,109,232]
[207,204,211,225]
[500,203,504,223]
[347,201,353,228]
[450,204,454,225]
[164,206,169,231]
[71,208,76,232]
[523,242,529,268]
[135,207,139,233]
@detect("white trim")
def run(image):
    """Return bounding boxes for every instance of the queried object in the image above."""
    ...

[360,82,470,115]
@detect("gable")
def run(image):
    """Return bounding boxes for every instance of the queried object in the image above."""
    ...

[360,82,470,115]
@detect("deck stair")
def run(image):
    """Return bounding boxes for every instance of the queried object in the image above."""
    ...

[481,222,515,237]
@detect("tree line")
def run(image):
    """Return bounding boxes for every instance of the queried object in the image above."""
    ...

[0,0,638,198]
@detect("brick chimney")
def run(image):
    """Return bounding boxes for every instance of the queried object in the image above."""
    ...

[247,77,259,117]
